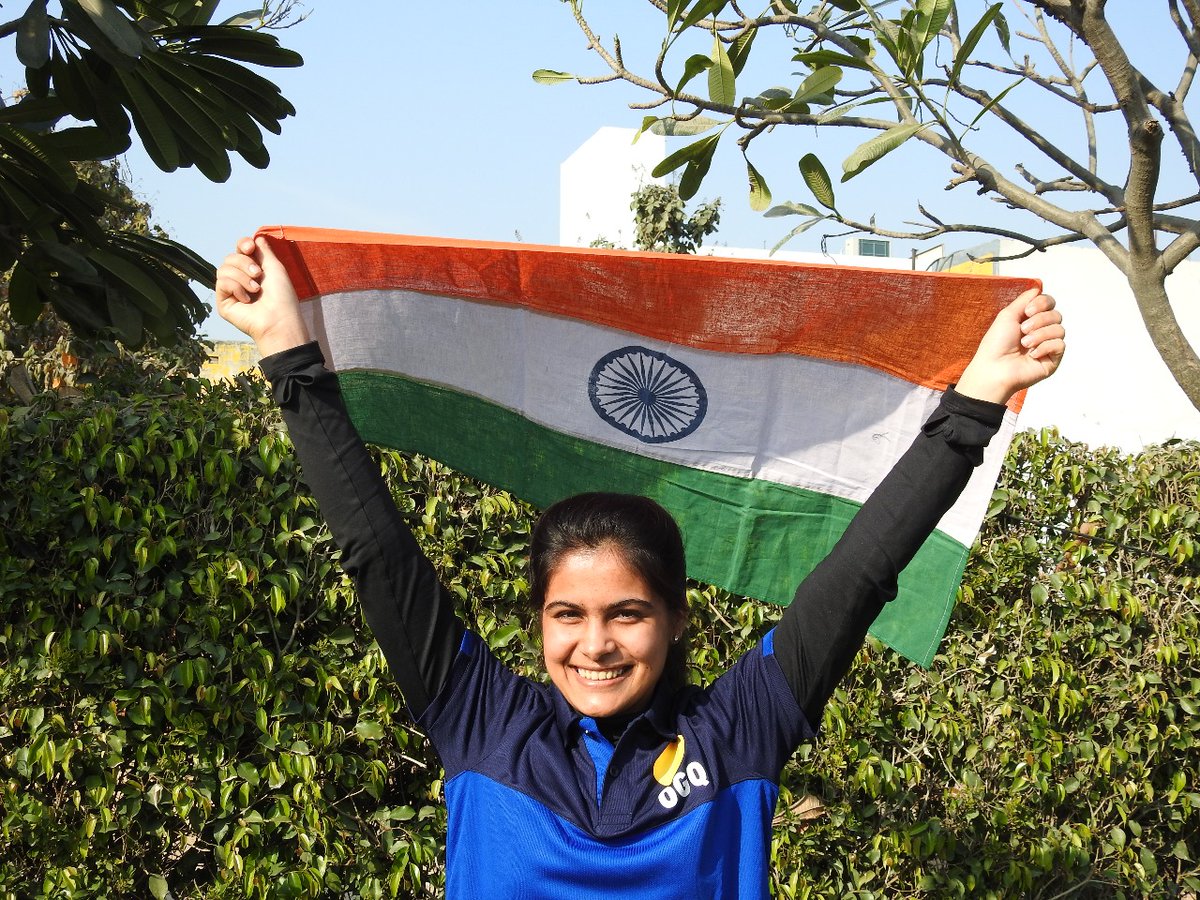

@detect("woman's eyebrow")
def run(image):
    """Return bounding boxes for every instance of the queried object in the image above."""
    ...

[607,597,656,611]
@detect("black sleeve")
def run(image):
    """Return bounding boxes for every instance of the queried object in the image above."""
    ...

[772,387,1006,725]
[261,342,465,718]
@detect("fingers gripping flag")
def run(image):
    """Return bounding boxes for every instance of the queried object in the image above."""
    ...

[259,226,1037,667]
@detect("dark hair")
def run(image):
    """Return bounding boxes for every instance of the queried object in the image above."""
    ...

[529,492,691,690]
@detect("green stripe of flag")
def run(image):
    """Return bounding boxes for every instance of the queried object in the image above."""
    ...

[340,370,968,667]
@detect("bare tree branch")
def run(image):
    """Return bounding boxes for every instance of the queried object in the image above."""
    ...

[928,77,1125,204]
[1031,7,1099,174]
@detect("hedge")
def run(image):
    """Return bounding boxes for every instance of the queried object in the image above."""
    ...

[1,375,1197,898]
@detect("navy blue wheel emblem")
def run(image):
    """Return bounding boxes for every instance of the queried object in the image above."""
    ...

[588,346,707,444]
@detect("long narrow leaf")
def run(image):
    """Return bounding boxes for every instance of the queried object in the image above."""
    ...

[911,0,953,57]
[678,0,727,33]
[792,66,843,105]
[651,133,720,178]
[678,137,718,200]
[649,116,722,136]
[72,0,144,58]
[674,53,713,95]
[841,122,926,182]
[89,246,169,315]
[708,34,735,106]
[764,201,821,218]
[745,156,771,211]
[792,50,873,72]
[116,68,181,170]
[17,0,51,69]
[799,153,837,211]
[770,217,823,255]
[7,261,44,325]
[532,69,575,85]
[963,76,1023,132]
[728,26,756,76]
[952,3,1002,86]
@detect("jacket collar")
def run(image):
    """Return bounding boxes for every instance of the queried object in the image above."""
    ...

[552,676,683,748]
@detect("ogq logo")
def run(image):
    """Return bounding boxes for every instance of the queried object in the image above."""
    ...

[652,735,711,810]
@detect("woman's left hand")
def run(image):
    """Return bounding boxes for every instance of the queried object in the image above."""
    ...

[955,288,1066,405]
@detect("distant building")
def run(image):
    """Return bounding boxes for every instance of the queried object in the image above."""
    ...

[201,341,260,381]
[560,130,1200,451]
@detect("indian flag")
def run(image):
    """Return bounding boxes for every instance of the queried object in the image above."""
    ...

[259,226,1037,667]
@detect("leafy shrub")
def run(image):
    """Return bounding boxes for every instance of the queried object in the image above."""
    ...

[1,380,1197,898]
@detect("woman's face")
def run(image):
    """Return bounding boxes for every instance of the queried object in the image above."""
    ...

[541,545,683,720]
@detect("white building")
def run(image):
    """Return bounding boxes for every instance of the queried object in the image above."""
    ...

[560,130,1200,452]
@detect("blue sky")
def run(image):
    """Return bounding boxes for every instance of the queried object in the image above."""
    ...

[2,2,1186,341]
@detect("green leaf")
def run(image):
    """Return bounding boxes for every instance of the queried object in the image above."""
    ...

[0,124,77,190]
[728,26,756,76]
[219,9,265,27]
[107,288,144,345]
[708,34,736,106]
[354,720,384,741]
[41,125,132,160]
[651,133,720,179]
[910,0,953,58]
[745,157,771,211]
[952,4,1003,86]
[764,201,821,218]
[792,50,873,72]
[532,69,575,85]
[677,136,720,200]
[963,76,1023,132]
[770,216,823,254]
[667,0,687,32]
[994,10,1012,55]
[674,53,713,95]
[35,239,99,280]
[792,66,843,105]
[826,0,859,11]
[841,122,926,182]
[799,152,837,211]
[88,247,169,315]
[7,261,43,325]
[17,0,51,69]
[148,875,168,900]
[649,116,722,137]
[678,0,727,33]
[73,0,145,59]
[116,68,181,171]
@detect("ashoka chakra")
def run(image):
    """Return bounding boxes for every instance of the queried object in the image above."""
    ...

[588,346,707,444]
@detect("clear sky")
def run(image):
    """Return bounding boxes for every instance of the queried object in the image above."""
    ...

[1,2,1186,342]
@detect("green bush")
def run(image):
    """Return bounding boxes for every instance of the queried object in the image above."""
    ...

[1,379,1197,898]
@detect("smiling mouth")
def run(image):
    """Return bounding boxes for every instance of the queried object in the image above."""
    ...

[572,665,631,683]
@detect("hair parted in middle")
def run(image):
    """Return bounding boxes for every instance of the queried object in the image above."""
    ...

[528,492,691,691]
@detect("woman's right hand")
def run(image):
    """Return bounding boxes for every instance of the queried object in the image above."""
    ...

[215,236,311,356]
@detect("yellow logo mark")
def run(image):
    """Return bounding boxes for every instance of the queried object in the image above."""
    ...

[653,735,686,786]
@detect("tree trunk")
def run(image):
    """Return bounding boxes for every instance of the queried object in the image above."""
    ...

[1127,258,1200,412]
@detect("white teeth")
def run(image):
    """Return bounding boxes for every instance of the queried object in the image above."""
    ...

[574,666,628,682]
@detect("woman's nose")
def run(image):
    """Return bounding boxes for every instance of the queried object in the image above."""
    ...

[580,619,616,658]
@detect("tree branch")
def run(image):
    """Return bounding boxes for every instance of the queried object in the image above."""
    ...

[1162,226,1200,270]
[1031,7,1099,174]
[928,77,1125,205]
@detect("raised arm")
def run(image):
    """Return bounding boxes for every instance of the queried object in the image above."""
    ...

[772,289,1066,725]
[216,238,465,717]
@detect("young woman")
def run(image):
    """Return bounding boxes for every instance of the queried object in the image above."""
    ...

[216,236,1065,899]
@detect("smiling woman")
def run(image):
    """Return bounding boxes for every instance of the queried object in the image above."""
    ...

[214,234,1065,899]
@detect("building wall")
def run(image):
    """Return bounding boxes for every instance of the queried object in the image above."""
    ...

[560,127,666,248]
[993,243,1200,451]
[201,341,261,381]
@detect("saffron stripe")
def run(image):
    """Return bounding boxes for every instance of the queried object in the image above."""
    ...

[259,225,1037,404]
